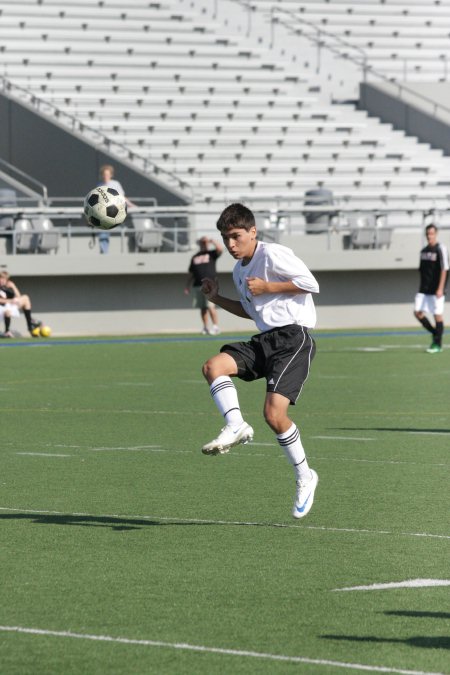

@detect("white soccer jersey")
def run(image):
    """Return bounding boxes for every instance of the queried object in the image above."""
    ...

[98,179,125,196]
[233,241,319,331]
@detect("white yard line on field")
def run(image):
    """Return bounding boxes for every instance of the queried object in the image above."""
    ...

[90,446,163,452]
[11,442,449,467]
[0,507,448,540]
[0,625,445,675]
[311,436,375,442]
[15,453,72,458]
[407,431,450,436]
[334,579,450,592]
[310,456,450,468]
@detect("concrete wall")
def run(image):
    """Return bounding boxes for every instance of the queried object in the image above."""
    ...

[1,227,435,335]
[0,92,189,204]
[7,268,420,336]
[359,82,450,158]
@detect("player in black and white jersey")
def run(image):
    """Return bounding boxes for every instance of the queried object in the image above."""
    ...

[200,203,319,519]
[414,224,449,353]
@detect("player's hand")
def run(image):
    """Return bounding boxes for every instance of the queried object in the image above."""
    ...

[201,277,219,300]
[436,289,444,298]
[184,287,190,295]
[246,277,268,296]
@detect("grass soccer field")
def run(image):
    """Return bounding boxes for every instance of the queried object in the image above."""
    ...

[0,331,448,675]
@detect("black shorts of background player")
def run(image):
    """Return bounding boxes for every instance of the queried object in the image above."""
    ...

[199,203,319,520]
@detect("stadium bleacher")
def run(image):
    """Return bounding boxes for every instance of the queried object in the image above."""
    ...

[1,0,450,219]
[251,0,450,81]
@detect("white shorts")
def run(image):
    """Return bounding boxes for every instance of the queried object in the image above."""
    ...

[414,293,445,316]
[0,302,20,318]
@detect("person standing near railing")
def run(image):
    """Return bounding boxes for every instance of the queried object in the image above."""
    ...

[96,164,134,254]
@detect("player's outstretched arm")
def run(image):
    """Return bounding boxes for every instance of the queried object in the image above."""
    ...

[201,277,251,319]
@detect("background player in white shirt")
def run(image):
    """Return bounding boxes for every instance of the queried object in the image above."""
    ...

[201,203,319,519]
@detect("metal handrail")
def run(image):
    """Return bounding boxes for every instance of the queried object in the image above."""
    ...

[270,6,450,118]
[0,75,194,201]
[0,207,445,256]
[0,204,447,218]
[230,1,450,121]
[0,156,48,203]
[270,6,367,61]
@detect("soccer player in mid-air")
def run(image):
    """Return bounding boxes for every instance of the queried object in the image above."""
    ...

[200,203,319,519]
[414,224,449,353]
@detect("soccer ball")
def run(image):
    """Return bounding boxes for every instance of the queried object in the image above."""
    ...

[40,325,51,338]
[83,185,127,230]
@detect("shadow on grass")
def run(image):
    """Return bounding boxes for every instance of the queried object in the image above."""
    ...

[384,610,450,620]
[0,512,294,532]
[0,513,214,532]
[322,634,450,650]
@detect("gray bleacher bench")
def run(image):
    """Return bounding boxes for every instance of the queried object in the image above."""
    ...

[131,215,163,252]
[13,217,34,253]
[347,214,392,249]
[303,187,336,234]
[32,217,60,253]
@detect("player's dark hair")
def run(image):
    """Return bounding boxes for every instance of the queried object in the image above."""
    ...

[216,203,255,233]
[425,223,437,233]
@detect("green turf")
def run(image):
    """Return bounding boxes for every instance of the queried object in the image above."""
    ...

[0,331,448,674]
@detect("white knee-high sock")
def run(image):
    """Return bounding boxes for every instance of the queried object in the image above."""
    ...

[210,376,244,427]
[277,423,311,481]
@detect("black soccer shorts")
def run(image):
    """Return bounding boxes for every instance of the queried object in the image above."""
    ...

[220,324,316,405]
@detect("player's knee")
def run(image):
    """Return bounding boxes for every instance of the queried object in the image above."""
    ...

[202,358,220,382]
[263,406,282,431]
[414,311,421,319]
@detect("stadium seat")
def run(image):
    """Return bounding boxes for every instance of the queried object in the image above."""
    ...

[13,217,35,253]
[132,215,163,252]
[32,217,60,253]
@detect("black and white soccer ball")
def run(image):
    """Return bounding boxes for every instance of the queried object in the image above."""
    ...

[83,185,127,230]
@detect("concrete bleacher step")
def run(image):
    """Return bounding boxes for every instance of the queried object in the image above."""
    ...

[4,67,299,88]
[4,0,450,211]
[6,0,173,6]
[0,16,223,34]
[70,108,344,124]
[0,29,243,49]
[117,134,433,150]
[12,77,302,97]
[176,161,444,175]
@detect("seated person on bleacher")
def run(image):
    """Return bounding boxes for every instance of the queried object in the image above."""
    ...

[0,271,42,338]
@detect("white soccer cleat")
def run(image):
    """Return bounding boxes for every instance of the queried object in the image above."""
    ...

[292,469,318,519]
[202,422,254,456]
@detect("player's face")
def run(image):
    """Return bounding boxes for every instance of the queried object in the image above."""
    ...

[221,227,257,260]
[426,228,437,246]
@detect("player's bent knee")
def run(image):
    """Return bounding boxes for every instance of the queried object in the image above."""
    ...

[263,407,282,432]
[202,357,222,382]
[202,354,237,383]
